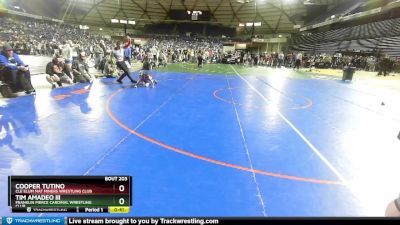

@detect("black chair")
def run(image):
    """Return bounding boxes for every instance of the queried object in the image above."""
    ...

[0,67,26,98]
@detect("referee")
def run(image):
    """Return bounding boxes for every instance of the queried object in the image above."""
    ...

[113,41,136,84]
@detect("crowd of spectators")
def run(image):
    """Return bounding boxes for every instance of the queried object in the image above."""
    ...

[1,15,399,98]
[0,17,113,57]
[0,17,225,67]
[0,16,170,95]
[0,17,118,94]
[302,53,400,76]
[139,35,224,66]
[226,51,400,76]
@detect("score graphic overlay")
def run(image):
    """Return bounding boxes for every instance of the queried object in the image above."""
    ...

[8,176,132,213]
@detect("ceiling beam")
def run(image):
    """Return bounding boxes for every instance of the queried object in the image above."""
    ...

[203,0,219,22]
[154,0,170,17]
[273,0,284,34]
[128,0,151,20]
[179,0,190,13]
[95,7,108,26]
[210,0,224,22]
[163,0,174,20]
[229,1,246,26]
[228,0,249,34]
[133,12,147,28]
[265,1,296,25]
[255,8,275,34]
[73,0,333,33]
[79,0,107,23]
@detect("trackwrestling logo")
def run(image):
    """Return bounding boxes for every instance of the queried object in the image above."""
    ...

[2,217,64,225]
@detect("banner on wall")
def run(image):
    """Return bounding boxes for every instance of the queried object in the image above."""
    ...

[223,45,236,53]
[235,43,247,50]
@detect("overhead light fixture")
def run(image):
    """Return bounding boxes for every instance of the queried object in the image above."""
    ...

[239,23,245,27]
[245,22,261,27]
[111,19,119,23]
[119,19,128,24]
[79,25,89,30]
[283,0,296,3]
[303,0,317,5]
[128,20,135,25]
[278,34,282,37]
[99,28,103,31]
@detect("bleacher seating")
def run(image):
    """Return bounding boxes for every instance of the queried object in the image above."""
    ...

[308,0,363,25]
[378,36,400,57]
[290,18,400,57]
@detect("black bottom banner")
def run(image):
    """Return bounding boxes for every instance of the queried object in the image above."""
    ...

[2,217,400,225]
[65,217,400,225]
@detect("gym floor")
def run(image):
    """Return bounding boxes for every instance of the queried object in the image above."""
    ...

[1,59,400,216]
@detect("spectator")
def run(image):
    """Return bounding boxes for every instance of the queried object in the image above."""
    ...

[366,56,376,71]
[0,17,113,58]
[158,51,167,67]
[103,51,118,78]
[99,40,107,54]
[142,35,223,65]
[278,52,284,68]
[142,55,151,73]
[93,43,104,69]
[123,37,132,63]
[197,52,204,68]
[378,55,392,76]
[46,57,73,89]
[61,41,73,78]
[294,52,303,70]
[0,43,35,94]
[72,52,92,83]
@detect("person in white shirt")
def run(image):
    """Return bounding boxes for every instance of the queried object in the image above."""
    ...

[61,41,73,78]
[278,52,284,68]
[294,52,303,70]
[68,40,78,58]
[151,47,157,63]
[113,41,136,84]
[62,42,73,64]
